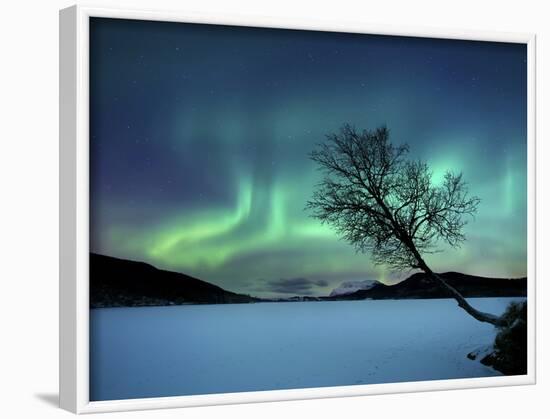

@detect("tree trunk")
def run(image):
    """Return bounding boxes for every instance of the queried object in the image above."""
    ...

[408,243,504,326]
[424,269,504,327]
[402,237,504,326]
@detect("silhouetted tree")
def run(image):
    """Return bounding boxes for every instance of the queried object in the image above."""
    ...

[307,124,504,326]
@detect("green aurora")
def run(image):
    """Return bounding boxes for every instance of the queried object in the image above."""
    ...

[90,19,527,298]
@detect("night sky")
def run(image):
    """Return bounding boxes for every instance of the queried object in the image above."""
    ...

[90,18,527,298]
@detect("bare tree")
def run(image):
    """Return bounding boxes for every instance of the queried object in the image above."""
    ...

[306,124,503,326]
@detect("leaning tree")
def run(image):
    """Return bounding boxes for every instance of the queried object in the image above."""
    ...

[306,123,504,326]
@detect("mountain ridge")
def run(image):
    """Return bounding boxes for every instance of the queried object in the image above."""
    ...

[324,271,527,301]
[90,253,527,308]
[90,253,259,308]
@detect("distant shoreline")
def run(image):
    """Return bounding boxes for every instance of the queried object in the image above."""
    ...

[91,295,527,310]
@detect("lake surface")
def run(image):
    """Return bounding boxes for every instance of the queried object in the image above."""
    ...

[90,297,522,401]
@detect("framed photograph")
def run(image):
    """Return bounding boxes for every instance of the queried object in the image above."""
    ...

[59,5,536,414]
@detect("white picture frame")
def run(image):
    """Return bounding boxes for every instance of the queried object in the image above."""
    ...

[59,4,536,414]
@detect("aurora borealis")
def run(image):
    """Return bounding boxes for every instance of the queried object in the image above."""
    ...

[90,18,527,298]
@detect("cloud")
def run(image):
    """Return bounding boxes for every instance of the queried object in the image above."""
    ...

[266,277,328,295]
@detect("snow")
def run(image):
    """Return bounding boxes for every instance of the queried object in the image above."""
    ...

[90,297,524,401]
[329,279,379,296]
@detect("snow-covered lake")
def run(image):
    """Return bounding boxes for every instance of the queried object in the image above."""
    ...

[90,297,523,401]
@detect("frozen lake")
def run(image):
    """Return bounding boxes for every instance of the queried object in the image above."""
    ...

[90,297,523,401]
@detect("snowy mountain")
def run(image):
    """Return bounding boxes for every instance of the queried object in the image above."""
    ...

[329,279,380,297]
[326,272,527,301]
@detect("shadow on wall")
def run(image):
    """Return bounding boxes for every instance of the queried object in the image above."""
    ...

[34,393,59,408]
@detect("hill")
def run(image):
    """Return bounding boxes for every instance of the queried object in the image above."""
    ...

[90,253,259,308]
[324,272,526,301]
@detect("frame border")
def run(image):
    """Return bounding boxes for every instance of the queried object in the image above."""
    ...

[59,4,537,414]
